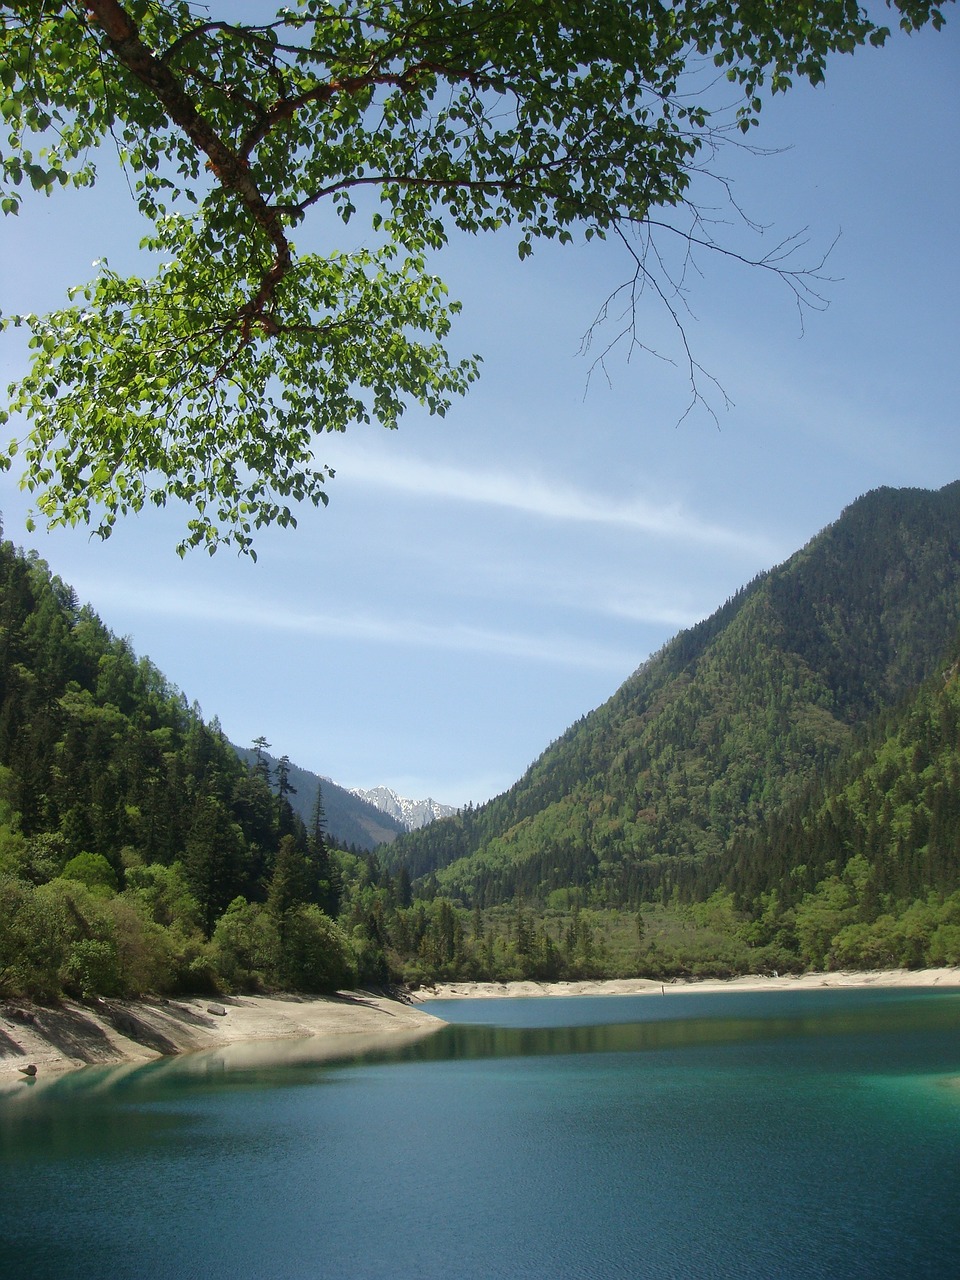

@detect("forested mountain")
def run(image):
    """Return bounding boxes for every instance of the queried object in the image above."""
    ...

[386,483,960,916]
[3,483,960,1000]
[232,747,405,850]
[0,526,360,998]
[711,646,960,969]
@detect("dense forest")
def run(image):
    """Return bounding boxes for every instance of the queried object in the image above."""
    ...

[384,483,960,974]
[0,524,363,999]
[232,746,406,852]
[2,483,960,1002]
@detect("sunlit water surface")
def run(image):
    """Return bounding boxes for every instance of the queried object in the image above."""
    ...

[2,987,958,1279]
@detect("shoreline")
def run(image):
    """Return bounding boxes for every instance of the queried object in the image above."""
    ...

[0,989,440,1093]
[412,966,960,1001]
[3,967,958,1090]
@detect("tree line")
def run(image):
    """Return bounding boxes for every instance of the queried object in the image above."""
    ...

[4,494,960,1002]
[0,527,355,998]
[381,485,960,974]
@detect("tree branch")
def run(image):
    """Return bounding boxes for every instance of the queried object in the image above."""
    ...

[86,0,291,339]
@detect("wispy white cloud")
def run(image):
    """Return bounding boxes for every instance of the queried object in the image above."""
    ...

[400,524,753,631]
[76,580,642,674]
[331,448,780,558]
[500,561,706,630]
[592,592,704,629]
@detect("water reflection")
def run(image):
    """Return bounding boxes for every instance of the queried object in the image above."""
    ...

[3,987,957,1113]
[1,989,958,1280]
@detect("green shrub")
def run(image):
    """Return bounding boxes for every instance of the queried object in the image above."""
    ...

[63,938,123,999]
[211,898,278,991]
[280,907,356,992]
[61,851,119,896]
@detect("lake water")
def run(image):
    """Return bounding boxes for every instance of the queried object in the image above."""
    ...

[1,987,958,1279]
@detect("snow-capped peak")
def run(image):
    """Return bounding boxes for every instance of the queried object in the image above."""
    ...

[348,785,456,831]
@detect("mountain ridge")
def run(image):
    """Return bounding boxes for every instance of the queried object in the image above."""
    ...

[347,785,457,831]
[231,747,406,850]
[385,481,960,907]
[229,748,456,842]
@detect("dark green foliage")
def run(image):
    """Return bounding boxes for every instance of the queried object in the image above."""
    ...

[0,526,366,998]
[717,647,960,968]
[275,907,356,992]
[388,483,960,925]
[5,480,960,993]
[182,795,247,937]
[232,745,406,851]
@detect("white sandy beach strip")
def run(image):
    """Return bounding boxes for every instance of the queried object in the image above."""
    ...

[412,967,960,1001]
[0,990,440,1089]
[4,969,958,1090]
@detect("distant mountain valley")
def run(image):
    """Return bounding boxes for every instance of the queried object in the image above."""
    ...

[347,785,457,831]
[231,747,456,847]
[2,480,960,1000]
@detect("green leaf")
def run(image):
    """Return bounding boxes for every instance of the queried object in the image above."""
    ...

[0,0,949,552]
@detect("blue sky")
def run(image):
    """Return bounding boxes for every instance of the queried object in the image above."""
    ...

[1,18,958,808]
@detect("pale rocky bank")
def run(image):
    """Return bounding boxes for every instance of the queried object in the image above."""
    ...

[4,968,958,1093]
[0,989,440,1093]
[412,967,960,1001]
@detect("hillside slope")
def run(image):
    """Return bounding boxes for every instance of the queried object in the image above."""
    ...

[232,747,405,850]
[386,482,960,907]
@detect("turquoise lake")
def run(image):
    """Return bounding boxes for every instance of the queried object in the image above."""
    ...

[2,987,958,1279]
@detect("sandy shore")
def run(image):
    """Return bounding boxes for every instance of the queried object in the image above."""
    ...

[0,990,441,1092]
[4,968,957,1091]
[413,967,960,1001]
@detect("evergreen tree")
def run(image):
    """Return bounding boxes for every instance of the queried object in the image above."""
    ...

[183,795,246,937]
